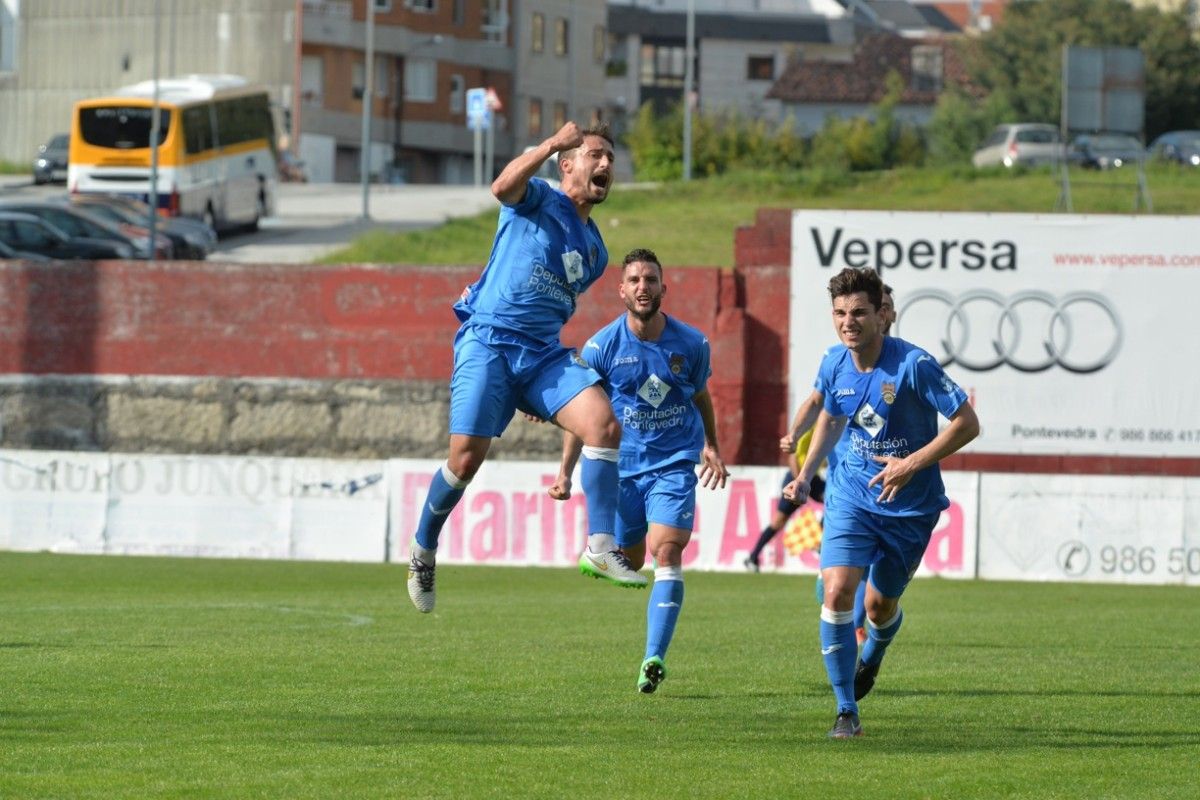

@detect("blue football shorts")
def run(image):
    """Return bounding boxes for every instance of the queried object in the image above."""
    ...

[615,463,698,548]
[450,324,602,438]
[818,494,940,599]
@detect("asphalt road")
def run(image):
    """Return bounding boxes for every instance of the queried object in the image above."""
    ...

[0,177,499,263]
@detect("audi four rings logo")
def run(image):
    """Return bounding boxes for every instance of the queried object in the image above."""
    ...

[895,289,1123,373]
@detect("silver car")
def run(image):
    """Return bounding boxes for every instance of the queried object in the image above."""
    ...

[972,123,1064,168]
[33,132,70,184]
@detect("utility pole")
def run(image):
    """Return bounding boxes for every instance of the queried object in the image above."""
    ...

[148,0,161,261]
[682,0,694,181]
[359,0,377,220]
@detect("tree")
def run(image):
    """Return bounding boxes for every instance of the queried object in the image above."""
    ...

[965,0,1200,139]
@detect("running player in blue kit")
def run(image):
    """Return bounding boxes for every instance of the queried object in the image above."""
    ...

[548,249,729,693]
[785,268,979,738]
[407,122,647,614]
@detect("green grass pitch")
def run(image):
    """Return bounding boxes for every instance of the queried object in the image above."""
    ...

[2,551,1197,799]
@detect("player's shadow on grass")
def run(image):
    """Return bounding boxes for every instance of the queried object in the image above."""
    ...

[884,687,1200,699]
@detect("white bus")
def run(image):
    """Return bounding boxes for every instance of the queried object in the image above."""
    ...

[69,74,278,231]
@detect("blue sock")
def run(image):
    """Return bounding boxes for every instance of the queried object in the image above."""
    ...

[645,567,684,661]
[580,446,619,537]
[414,464,469,551]
[861,607,903,668]
[853,579,867,631]
[820,606,858,714]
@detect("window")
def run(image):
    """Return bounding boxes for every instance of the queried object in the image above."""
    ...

[528,98,542,139]
[453,0,465,25]
[552,101,567,131]
[373,0,393,11]
[79,106,170,149]
[375,55,391,99]
[911,45,943,93]
[404,58,437,102]
[531,13,544,54]
[554,18,568,56]
[747,55,774,81]
[182,104,216,154]
[405,0,433,11]
[482,0,506,43]
[640,43,686,88]
[593,26,606,63]
[352,61,366,100]
[301,55,324,103]
[450,75,465,113]
[215,95,274,147]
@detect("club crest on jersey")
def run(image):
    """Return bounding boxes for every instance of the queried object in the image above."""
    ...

[562,250,584,283]
[881,382,896,405]
[669,354,685,375]
[638,374,672,408]
[854,402,885,438]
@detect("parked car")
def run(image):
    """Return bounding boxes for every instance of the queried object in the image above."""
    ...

[972,123,1064,168]
[1147,130,1200,167]
[32,133,70,184]
[1068,133,1146,170]
[0,211,134,260]
[0,240,51,261]
[0,200,166,259]
[67,194,214,259]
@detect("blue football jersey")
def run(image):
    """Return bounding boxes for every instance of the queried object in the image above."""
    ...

[581,314,711,477]
[816,337,968,516]
[453,178,609,344]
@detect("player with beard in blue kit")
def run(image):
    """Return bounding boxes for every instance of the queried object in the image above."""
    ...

[406,122,648,615]
[784,268,978,738]
[548,249,729,693]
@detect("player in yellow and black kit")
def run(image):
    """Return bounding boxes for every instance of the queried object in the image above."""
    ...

[744,429,826,572]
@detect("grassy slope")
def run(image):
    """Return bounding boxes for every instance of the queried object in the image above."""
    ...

[320,165,1200,268]
[2,551,1198,799]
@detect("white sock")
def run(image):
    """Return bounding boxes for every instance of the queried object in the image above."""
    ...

[412,542,437,564]
[587,533,617,553]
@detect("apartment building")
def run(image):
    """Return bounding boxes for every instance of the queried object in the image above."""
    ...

[299,0,606,184]
[604,0,855,131]
[1,0,605,185]
[0,0,296,167]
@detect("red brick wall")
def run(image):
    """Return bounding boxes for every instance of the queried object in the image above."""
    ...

[3,211,1198,476]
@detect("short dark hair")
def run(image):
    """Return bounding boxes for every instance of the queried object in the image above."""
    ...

[827,267,883,310]
[559,122,615,168]
[882,283,895,300]
[580,122,614,147]
[622,247,663,277]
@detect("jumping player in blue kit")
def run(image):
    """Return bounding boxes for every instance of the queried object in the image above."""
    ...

[784,268,979,738]
[547,249,729,693]
[407,121,648,614]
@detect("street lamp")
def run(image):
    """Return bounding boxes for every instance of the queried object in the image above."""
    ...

[359,1,377,220]
[682,0,694,182]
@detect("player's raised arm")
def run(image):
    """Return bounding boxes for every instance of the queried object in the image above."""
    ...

[492,122,584,206]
